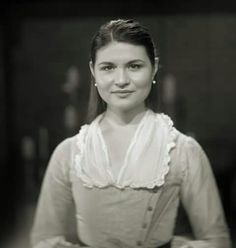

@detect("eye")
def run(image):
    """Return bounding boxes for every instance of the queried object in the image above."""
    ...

[128,63,142,70]
[100,65,115,71]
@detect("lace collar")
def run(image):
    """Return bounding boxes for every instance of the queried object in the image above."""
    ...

[73,110,178,189]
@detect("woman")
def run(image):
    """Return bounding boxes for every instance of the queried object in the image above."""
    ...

[31,19,231,248]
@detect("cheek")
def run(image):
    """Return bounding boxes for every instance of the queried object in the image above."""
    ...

[94,72,113,97]
[141,83,152,100]
[97,84,108,97]
[133,74,152,100]
[95,70,113,84]
[133,73,152,90]
[96,81,112,103]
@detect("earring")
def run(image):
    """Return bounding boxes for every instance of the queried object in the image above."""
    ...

[152,80,156,84]
[94,83,97,87]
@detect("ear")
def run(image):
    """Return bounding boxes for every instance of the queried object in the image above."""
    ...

[89,60,95,77]
[153,57,159,78]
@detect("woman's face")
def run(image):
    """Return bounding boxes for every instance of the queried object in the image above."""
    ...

[90,41,157,113]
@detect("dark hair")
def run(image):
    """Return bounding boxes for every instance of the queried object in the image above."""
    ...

[86,19,159,123]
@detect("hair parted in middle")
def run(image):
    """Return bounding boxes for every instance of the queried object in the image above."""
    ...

[86,19,160,123]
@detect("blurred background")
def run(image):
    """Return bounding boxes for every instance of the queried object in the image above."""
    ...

[0,0,236,247]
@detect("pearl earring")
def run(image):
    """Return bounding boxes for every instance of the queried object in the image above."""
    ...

[152,80,156,84]
[94,83,97,87]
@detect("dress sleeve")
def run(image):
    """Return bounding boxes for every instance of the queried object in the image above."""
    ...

[175,136,232,248]
[30,138,80,248]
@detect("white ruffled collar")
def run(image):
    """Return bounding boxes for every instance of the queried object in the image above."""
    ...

[73,110,178,189]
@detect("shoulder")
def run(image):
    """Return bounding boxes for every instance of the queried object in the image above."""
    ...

[46,135,78,174]
[43,134,85,185]
[176,132,197,148]
[154,112,203,155]
[53,124,91,160]
[174,132,212,179]
[51,135,77,161]
[168,125,209,166]
[176,133,206,159]
[174,132,206,162]
[51,124,91,164]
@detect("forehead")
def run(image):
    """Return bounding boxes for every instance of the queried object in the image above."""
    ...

[95,42,150,63]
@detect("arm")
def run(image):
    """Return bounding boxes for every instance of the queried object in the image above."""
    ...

[30,138,81,248]
[177,137,232,248]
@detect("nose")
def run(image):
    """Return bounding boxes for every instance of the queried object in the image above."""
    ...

[115,68,130,88]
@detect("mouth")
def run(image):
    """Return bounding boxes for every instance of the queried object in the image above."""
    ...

[111,90,134,98]
[112,90,134,94]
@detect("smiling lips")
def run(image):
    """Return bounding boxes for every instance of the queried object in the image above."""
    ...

[111,90,134,98]
[112,90,134,93]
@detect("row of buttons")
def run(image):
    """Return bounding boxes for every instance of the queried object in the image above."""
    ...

[136,205,154,246]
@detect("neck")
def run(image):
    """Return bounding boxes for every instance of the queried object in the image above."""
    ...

[104,105,148,127]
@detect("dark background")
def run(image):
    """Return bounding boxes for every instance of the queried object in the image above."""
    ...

[0,0,236,247]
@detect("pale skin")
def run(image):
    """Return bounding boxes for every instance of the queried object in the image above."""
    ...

[90,41,158,178]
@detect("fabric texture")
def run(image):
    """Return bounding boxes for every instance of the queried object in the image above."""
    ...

[31,110,232,248]
[74,110,177,189]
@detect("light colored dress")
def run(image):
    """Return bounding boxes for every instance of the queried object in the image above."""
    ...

[31,110,231,248]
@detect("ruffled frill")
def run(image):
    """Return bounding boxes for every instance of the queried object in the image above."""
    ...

[157,113,178,186]
[73,124,99,188]
[73,112,178,189]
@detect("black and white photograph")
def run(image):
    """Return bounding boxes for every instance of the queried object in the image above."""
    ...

[0,1,236,247]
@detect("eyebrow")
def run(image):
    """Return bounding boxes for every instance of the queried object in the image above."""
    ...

[98,62,113,66]
[98,59,145,66]
[127,59,145,64]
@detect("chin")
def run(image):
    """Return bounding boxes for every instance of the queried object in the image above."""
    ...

[111,102,144,113]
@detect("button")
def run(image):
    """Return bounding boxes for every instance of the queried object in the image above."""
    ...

[142,223,147,229]
[136,241,143,246]
[153,187,158,193]
[147,206,153,211]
